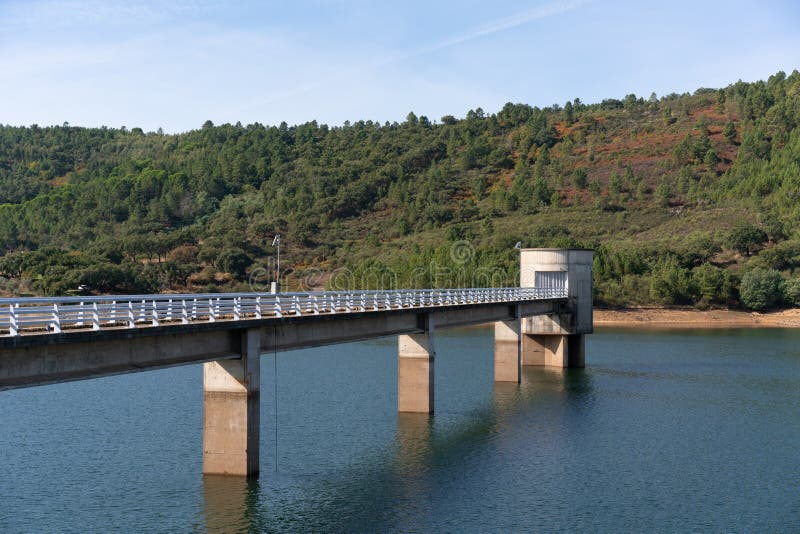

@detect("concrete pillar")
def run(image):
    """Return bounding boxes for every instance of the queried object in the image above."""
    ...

[522,334,585,368]
[567,334,585,368]
[398,317,434,413]
[543,335,568,367]
[522,334,546,366]
[203,329,261,477]
[494,320,521,383]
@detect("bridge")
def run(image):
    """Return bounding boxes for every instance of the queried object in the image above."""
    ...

[0,248,593,477]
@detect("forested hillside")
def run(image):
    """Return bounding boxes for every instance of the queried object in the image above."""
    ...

[1,70,800,310]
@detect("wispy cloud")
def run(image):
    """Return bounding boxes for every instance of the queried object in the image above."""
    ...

[419,0,589,55]
[0,0,216,31]
[239,0,589,111]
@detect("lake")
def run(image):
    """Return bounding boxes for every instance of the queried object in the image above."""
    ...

[1,327,799,532]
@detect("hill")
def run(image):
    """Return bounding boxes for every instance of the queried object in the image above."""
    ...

[1,70,799,310]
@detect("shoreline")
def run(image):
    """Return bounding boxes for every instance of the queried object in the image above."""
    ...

[594,307,800,329]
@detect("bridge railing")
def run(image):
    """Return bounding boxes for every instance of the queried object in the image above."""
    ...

[0,287,567,337]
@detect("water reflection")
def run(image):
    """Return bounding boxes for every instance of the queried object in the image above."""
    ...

[395,413,433,476]
[203,475,261,534]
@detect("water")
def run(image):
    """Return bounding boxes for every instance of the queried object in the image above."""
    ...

[2,327,799,532]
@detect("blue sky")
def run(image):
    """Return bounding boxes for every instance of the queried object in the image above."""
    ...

[1,0,798,132]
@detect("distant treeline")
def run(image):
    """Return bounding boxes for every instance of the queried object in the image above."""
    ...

[1,70,799,310]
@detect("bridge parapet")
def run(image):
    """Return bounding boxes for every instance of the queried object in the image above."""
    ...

[0,287,566,339]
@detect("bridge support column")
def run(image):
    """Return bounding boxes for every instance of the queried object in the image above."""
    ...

[567,334,585,368]
[203,329,260,477]
[398,317,434,413]
[494,320,521,383]
[521,334,584,368]
[522,334,546,366]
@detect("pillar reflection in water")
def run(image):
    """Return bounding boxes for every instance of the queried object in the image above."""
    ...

[395,413,433,476]
[203,474,261,534]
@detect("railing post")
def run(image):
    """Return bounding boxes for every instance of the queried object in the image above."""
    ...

[151,300,159,327]
[92,302,100,331]
[255,296,262,319]
[128,301,135,328]
[52,303,62,333]
[275,295,283,318]
[9,304,18,336]
[209,298,216,322]
[234,297,241,321]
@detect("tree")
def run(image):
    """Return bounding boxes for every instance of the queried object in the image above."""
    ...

[531,176,552,206]
[572,168,588,189]
[215,248,252,278]
[784,277,800,306]
[649,258,696,304]
[704,148,718,168]
[739,127,771,161]
[692,263,734,305]
[655,182,671,207]
[662,106,676,125]
[563,101,575,125]
[739,268,784,310]
[723,121,737,144]
[609,171,623,196]
[726,223,767,256]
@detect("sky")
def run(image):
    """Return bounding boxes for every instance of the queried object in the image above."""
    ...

[0,0,798,133]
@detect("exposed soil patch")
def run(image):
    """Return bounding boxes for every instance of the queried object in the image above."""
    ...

[595,307,800,329]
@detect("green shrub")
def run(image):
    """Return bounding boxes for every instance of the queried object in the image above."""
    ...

[692,263,735,305]
[649,259,697,305]
[739,268,784,310]
[784,277,800,307]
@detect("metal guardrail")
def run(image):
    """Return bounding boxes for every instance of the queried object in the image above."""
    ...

[0,287,567,337]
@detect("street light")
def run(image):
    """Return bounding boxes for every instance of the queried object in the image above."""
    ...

[271,234,281,293]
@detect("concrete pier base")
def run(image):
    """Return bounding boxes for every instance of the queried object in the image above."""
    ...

[543,335,568,367]
[398,328,434,413]
[521,334,584,368]
[203,329,260,477]
[567,334,585,368]
[522,334,546,366]
[494,320,521,383]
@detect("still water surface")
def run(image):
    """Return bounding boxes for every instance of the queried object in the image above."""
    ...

[1,327,799,532]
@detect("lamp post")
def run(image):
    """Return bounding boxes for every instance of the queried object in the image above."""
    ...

[271,234,281,293]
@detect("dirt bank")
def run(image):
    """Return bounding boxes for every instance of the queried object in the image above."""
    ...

[594,308,800,329]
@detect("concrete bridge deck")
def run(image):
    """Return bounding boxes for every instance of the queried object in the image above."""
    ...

[0,288,566,390]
